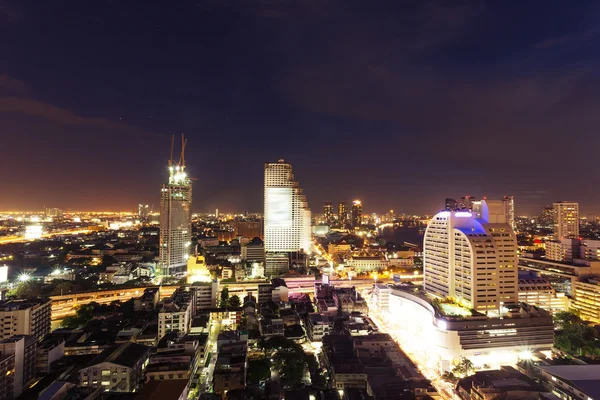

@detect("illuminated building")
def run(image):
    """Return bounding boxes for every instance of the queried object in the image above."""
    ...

[158,287,196,339]
[423,200,518,312]
[137,204,150,225]
[159,136,192,276]
[263,159,311,277]
[545,238,580,263]
[346,250,388,273]
[517,271,567,314]
[186,254,211,284]
[323,201,334,225]
[580,239,600,261]
[387,285,553,371]
[24,225,43,240]
[553,201,579,240]
[538,365,600,400]
[351,200,362,228]
[241,238,264,262]
[538,205,554,229]
[0,335,37,398]
[503,196,515,231]
[444,198,458,211]
[338,201,347,226]
[571,279,600,324]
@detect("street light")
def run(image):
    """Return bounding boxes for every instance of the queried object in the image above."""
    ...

[18,273,31,282]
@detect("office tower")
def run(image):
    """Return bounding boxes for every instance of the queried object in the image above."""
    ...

[215,208,219,218]
[423,200,518,312]
[138,204,150,225]
[503,196,515,231]
[351,200,362,228]
[553,201,579,240]
[338,201,348,226]
[159,135,192,276]
[323,201,334,225]
[44,207,62,218]
[459,196,476,210]
[0,299,51,341]
[444,198,458,211]
[264,159,311,276]
[234,221,263,240]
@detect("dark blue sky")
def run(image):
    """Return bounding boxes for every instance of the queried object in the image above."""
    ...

[2,0,600,215]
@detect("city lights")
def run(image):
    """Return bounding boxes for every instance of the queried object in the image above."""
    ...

[18,273,31,282]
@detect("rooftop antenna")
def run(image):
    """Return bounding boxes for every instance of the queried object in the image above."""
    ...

[179,133,187,167]
[168,134,175,167]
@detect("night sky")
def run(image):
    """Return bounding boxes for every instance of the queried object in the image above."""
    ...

[2,1,599,215]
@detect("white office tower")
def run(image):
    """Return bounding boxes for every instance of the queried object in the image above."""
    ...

[553,201,579,240]
[264,159,311,276]
[159,136,192,276]
[503,196,515,231]
[423,200,518,312]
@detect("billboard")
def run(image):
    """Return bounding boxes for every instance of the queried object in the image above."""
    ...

[265,188,292,228]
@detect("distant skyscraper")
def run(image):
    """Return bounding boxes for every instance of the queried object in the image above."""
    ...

[263,159,311,276]
[351,200,362,228]
[338,201,348,226]
[423,200,518,312]
[444,198,458,211]
[159,135,192,276]
[538,205,554,229]
[138,204,150,225]
[323,201,334,225]
[503,196,515,231]
[459,196,476,210]
[553,201,579,240]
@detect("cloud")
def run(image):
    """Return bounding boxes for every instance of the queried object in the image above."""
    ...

[535,27,600,49]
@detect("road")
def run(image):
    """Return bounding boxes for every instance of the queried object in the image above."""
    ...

[0,228,94,244]
[365,293,460,400]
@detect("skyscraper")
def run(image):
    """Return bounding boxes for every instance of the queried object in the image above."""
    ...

[423,200,518,312]
[351,200,362,228]
[323,201,334,225]
[459,196,476,210]
[553,201,579,240]
[264,159,311,276]
[503,196,515,231]
[444,198,458,211]
[338,201,348,226]
[138,204,150,225]
[159,136,192,276]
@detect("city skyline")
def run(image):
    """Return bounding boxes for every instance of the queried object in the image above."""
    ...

[3,2,600,214]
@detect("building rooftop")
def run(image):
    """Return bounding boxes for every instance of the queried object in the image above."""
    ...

[134,380,188,400]
[539,365,600,399]
[87,342,150,368]
[0,298,51,311]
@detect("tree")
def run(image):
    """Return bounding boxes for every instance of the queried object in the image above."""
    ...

[247,358,271,383]
[228,295,241,309]
[51,281,74,296]
[219,286,229,308]
[272,343,309,387]
[8,281,41,298]
[452,357,475,377]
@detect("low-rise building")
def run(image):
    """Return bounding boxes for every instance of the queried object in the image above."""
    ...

[0,335,37,398]
[158,287,197,340]
[571,278,600,324]
[192,281,219,309]
[259,318,285,339]
[0,298,51,341]
[36,337,65,376]
[456,366,547,400]
[213,341,247,396]
[306,313,334,342]
[347,251,388,272]
[538,365,600,400]
[518,271,568,314]
[78,342,151,392]
[134,288,160,312]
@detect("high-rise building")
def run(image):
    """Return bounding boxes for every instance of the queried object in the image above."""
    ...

[0,335,37,398]
[263,160,311,276]
[423,200,518,312]
[351,200,362,228]
[553,201,579,240]
[338,202,347,226]
[323,201,334,225]
[138,204,150,225]
[503,196,515,231]
[159,136,192,276]
[444,198,458,211]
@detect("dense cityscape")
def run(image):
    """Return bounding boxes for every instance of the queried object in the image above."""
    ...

[0,144,599,400]
[4,2,600,400]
